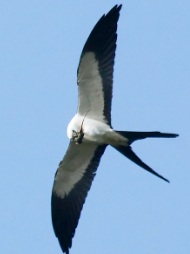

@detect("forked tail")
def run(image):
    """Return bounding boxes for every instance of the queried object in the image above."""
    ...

[116,131,178,145]
[113,131,179,182]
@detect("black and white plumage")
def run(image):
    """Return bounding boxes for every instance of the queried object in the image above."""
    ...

[51,5,178,254]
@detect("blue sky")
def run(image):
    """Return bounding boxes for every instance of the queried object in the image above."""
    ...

[1,0,189,253]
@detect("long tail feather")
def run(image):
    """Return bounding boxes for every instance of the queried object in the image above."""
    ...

[116,131,178,145]
[113,145,169,182]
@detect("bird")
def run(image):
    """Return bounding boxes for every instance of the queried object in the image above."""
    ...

[51,5,178,254]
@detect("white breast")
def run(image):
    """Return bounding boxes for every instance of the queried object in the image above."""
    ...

[67,113,113,144]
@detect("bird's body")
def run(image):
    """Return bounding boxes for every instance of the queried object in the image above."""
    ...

[51,5,178,254]
[67,113,128,145]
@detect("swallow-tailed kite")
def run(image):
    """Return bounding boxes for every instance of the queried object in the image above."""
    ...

[51,5,178,254]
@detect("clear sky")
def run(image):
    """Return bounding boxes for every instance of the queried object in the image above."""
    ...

[1,1,189,253]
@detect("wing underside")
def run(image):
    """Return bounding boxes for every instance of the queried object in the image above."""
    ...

[77,5,122,125]
[52,142,106,253]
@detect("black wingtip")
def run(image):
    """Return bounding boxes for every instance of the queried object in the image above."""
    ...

[113,4,122,11]
[80,3,122,56]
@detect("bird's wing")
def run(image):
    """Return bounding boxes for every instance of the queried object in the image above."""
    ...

[51,142,106,254]
[77,5,122,126]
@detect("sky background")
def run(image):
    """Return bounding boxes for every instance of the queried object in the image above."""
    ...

[1,0,189,253]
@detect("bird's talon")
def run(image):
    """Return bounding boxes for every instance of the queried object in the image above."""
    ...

[71,130,84,144]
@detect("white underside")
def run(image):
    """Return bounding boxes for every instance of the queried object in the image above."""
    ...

[53,114,128,198]
[53,142,99,197]
[77,52,105,118]
[67,113,128,146]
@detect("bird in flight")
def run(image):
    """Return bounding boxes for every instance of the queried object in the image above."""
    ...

[51,5,178,254]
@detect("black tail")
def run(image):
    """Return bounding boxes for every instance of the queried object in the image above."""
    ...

[116,131,178,145]
[113,131,178,182]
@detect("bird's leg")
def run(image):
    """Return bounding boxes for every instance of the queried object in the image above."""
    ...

[71,130,84,144]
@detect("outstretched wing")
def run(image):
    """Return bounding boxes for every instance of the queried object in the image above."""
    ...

[77,5,122,126]
[51,142,106,253]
